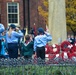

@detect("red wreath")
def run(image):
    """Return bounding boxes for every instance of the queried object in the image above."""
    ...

[55,53,61,59]
[71,43,76,53]
[45,44,50,54]
[49,44,60,54]
[68,52,76,59]
[61,41,71,52]
[61,51,69,60]
[45,54,55,60]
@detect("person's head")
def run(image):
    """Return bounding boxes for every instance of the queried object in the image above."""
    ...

[71,35,74,39]
[29,34,33,41]
[9,24,16,30]
[7,24,16,38]
[0,23,4,27]
[2,30,6,36]
[25,35,30,41]
[37,27,44,35]
[67,35,71,38]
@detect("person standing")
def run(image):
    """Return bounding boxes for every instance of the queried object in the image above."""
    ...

[0,30,7,58]
[0,23,5,53]
[34,27,52,59]
[21,34,34,59]
[70,35,75,44]
[6,24,23,58]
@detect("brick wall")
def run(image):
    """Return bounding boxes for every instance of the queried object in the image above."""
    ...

[29,0,46,30]
[0,0,24,29]
[0,0,46,30]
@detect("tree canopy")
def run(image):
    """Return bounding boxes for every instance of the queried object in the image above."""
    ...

[38,0,76,36]
[66,0,76,35]
[38,0,48,25]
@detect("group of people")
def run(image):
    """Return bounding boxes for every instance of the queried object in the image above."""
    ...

[67,35,76,45]
[0,24,23,58]
[0,23,52,60]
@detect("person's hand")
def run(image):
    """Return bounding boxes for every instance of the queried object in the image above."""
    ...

[32,52,36,59]
[2,38,5,41]
[16,27,19,32]
[44,31,47,34]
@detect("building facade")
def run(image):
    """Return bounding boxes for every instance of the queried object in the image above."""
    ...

[0,0,46,31]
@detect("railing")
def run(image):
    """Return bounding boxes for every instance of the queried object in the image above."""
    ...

[0,57,76,75]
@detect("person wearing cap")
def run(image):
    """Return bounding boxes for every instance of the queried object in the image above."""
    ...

[34,27,52,59]
[6,24,23,58]
[0,23,5,54]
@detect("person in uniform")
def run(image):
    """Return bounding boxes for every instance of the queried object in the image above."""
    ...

[6,24,23,58]
[34,27,52,59]
[0,23,5,54]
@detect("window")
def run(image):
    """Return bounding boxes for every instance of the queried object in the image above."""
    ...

[7,3,19,26]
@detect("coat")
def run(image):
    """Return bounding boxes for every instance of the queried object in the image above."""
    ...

[21,41,34,57]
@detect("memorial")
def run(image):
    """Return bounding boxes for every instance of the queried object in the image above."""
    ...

[48,0,67,44]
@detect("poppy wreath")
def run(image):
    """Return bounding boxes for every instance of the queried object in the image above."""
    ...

[54,53,61,60]
[45,54,55,60]
[61,51,69,60]
[61,41,71,52]
[68,52,76,59]
[71,42,76,53]
[49,44,60,54]
[45,44,50,54]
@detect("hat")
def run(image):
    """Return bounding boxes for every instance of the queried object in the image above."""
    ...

[0,23,4,27]
[9,24,16,29]
[38,27,44,34]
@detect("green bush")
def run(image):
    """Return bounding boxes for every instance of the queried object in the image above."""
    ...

[0,65,76,75]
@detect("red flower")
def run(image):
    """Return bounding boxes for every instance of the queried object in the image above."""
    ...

[61,41,71,52]
[45,44,50,54]
[61,51,69,60]
[49,44,60,54]
[71,43,76,53]
[68,52,76,59]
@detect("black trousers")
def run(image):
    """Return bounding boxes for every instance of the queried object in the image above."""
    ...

[7,43,18,58]
[36,46,45,59]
